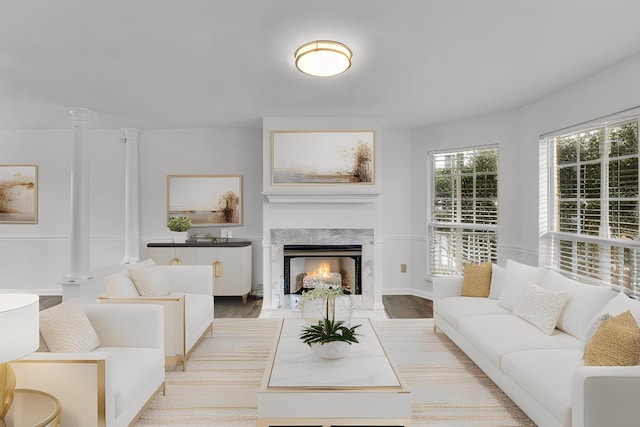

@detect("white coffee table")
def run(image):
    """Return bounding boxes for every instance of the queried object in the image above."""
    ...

[257,318,411,427]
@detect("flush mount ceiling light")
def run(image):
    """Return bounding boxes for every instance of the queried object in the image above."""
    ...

[294,40,352,77]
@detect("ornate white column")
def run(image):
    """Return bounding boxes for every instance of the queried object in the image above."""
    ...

[121,128,141,263]
[66,108,94,281]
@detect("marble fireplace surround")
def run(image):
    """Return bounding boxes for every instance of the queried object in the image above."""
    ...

[270,228,375,311]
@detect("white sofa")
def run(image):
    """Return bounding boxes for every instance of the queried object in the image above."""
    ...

[434,260,640,427]
[11,303,165,427]
[99,263,214,369]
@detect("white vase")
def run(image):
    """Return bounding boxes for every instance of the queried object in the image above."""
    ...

[311,341,351,359]
[172,231,189,244]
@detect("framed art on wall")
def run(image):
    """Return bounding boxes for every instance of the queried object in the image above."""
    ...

[0,165,37,224]
[271,130,375,185]
[167,175,242,226]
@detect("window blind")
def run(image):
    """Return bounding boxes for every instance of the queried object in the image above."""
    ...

[429,147,498,275]
[540,111,640,294]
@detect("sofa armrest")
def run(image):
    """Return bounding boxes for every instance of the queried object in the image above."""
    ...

[11,352,112,427]
[84,303,164,349]
[153,265,213,295]
[97,295,185,360]
[572,365,640,427]
[433,276,464,300]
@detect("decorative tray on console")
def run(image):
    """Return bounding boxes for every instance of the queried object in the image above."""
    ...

[186,234,228,244]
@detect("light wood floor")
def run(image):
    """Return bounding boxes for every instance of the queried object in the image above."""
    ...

[39,294,433,319]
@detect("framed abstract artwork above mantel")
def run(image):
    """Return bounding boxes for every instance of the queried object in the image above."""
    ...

[271,130,375,185]
[0,165,37,224]
[167,175,242,227]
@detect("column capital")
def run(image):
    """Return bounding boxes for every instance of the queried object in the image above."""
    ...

[69,108,95,128]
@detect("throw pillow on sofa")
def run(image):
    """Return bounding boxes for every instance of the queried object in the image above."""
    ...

[129,267,172,297]
[592,290,640,324]
[581,313,610,358]
[461,262,492,297]
[39,298,100,353]
[584,310,640,366]
[541,269,616,339]
[488,263,506,300]
[513,283,568,335]
[498,260,546,311]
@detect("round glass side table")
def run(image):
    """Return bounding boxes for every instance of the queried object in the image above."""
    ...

[4,388,61,427]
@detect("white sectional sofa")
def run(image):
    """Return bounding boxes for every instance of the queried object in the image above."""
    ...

[11,303,165,427]
[434,259,640,427]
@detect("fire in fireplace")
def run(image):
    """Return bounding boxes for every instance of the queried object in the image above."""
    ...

[283,244,362,295]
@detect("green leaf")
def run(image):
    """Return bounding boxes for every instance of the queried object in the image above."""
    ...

[299,318,361,347]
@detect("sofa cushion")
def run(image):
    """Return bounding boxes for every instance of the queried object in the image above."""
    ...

[584,310,640,366]
[460,262,492,297]
[513,283,568,335]
[488,263,506,300]
[99,346,165,418]
[498,260,545,311]
[104,272,140,297]
[458,314,580,368]
[39,299,100,353]
[593,291,640,323]
[184,293,214,350]
[129,267,172,297]
[502,349,581,427]
[541,269,616,339]
[435,297,511,330]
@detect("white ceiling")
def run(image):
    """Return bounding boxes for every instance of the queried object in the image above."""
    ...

[1,0,640,130]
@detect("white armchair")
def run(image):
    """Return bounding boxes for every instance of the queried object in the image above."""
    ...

[99,263,214,369]
[10,303,165,427]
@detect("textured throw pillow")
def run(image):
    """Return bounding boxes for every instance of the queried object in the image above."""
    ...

[581,313,610,358]
[584,310,640,366]
[129,267,172,297]
[461,262,492,297]
[39,298,100,353]
[513,283,569,335]
[498,260,546,311]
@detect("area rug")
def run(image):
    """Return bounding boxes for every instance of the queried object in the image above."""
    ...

[135,318,535,426]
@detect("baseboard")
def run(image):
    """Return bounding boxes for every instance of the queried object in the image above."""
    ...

[382,288,433,301]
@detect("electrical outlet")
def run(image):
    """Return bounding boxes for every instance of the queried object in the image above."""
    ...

[400,263,407,273]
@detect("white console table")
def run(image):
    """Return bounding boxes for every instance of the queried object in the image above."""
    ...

[257,318,411,426]
[146,240,252,303]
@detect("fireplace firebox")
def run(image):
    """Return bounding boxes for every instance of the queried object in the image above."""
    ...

[283,244,362,295]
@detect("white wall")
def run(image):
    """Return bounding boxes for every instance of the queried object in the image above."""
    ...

[0,127,264,294]
[137,128,264,288]
[0,129,124,293]
[380,127,427,296]
[411,109,521,294]
[518,53,640,258]
[4,52,640,298]
[411,51,640,283]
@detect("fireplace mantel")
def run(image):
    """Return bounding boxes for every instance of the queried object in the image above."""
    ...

[262,191,381,204]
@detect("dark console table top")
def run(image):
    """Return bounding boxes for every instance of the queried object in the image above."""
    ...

[147,239,252,248]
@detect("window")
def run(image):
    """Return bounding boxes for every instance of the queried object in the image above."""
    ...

[540,111,640,293]
[428,147,498,275]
